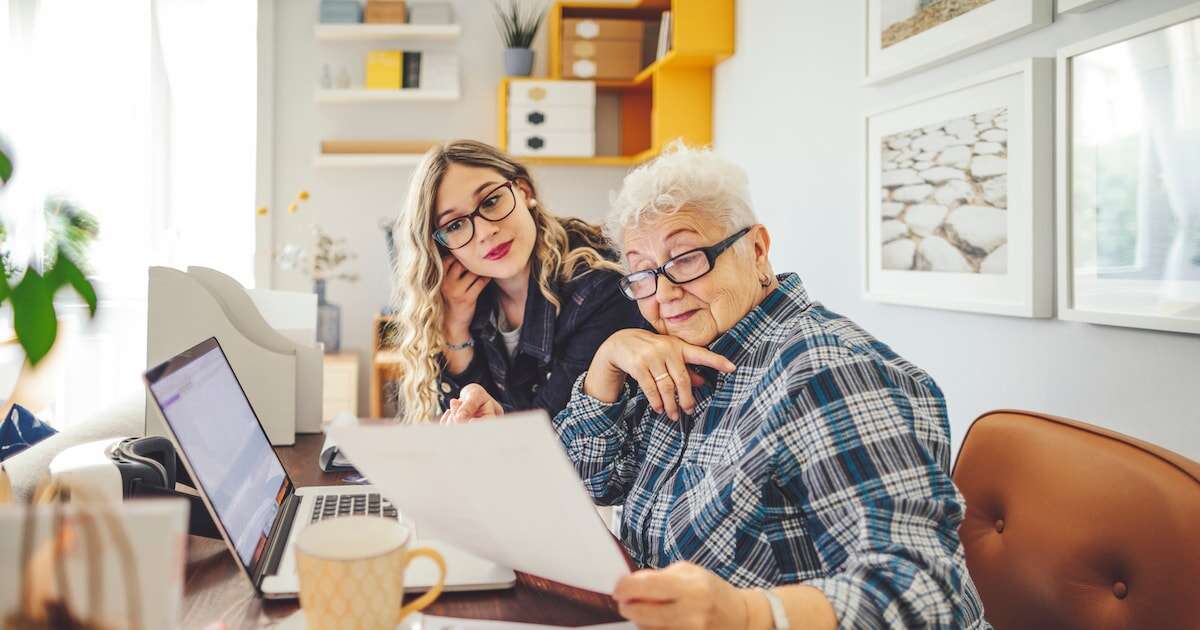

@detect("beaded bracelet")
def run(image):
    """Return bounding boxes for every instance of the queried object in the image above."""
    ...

[446,338,475,351]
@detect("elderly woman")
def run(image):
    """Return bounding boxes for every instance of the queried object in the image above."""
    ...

[448,144,987,629]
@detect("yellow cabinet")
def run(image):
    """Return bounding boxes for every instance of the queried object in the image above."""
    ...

[498,0,733,166]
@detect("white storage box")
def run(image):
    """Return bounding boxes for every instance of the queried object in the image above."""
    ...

[509,80,595,106]
[509,104,595,132]
[508,80,595,157]
[508,131,595,157]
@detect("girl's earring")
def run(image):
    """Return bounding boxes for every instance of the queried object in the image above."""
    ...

[528,198,538,207]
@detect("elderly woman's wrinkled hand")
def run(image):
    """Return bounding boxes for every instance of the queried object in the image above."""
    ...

[439,383,503,424]
[613,561,755,630]
[584,329,735,421]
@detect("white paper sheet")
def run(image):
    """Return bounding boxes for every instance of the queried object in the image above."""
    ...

[327,411,631,594]
[418,617,634,630]
[277,611,634,630]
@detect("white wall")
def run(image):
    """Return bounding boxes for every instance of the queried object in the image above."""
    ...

[714,0,1200,459]
[270,1,628,413]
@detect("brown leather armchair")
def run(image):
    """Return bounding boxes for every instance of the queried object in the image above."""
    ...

[952,410,1200,630]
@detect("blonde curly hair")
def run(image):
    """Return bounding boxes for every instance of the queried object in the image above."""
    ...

[390,140,620,422]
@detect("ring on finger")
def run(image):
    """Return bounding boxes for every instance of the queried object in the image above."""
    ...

[653,372,670,382]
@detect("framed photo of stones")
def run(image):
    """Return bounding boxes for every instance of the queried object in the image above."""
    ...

[1056,4,1200,335]
[865,58,1053,317]
[1057,0,1119,14]
[866,0,1053,84]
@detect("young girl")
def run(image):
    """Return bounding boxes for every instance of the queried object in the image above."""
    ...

[390,140,643,423]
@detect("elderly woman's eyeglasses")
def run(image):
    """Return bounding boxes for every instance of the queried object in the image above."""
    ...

[619,227,753,301]
[432,181,517,250]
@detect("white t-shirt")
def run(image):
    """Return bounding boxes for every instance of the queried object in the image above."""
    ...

[496,308,522,360]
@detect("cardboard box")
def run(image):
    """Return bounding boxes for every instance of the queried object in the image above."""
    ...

[563,18,644,42]
[408,2,453,24]
[561,17,646,80]
[365,0,407,23]
[319,0,362,24]
[365,50,402,89]
[562,39,642,79]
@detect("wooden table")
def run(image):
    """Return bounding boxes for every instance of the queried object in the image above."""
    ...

[181,435,625,629]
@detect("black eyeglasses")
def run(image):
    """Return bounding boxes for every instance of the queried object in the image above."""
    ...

[432,181,518,249]
[619,226,752,300]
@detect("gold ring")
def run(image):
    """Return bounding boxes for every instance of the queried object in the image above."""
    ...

[653,373,670,381]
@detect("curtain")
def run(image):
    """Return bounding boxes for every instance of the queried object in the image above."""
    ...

[0,0,257,427]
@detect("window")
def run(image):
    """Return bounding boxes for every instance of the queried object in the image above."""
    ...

[0,0,257,426]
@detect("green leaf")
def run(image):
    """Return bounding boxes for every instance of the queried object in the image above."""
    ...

[48,249,98,316]
[12,269,58,366]
[0,263,9,303]
[0,149,11,185]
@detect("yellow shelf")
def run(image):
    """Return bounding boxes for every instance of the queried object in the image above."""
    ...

[521,150,655,167]
[500,0,733,166]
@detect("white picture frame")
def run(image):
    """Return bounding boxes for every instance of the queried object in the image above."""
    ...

[864,58,1054,317]
[1056,3,1200,335]
[865,0,1053,84]
[1057,0,1119,14]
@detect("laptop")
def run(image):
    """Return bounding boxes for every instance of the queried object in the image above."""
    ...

[144,336,516,599]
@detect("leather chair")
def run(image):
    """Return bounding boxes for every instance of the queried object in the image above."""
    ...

[952,410,1200,629]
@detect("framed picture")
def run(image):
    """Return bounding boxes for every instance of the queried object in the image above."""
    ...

[864,58,1054,317]
[1057,0,1119,14]
[1056,3,1200,334]
[865,0,1053,84]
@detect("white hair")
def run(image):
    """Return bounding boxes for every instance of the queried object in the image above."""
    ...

[606,141,757,263]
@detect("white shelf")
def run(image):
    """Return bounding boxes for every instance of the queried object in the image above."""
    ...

[314,23,461,42]
[315,88,460,103]
[313,154,426,168]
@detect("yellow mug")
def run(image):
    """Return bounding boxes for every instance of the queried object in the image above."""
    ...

[295,516,446,630]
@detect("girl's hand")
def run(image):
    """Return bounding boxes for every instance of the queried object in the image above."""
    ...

[439,384,503,424]
[441,255,490,338]
[584,329,736,421]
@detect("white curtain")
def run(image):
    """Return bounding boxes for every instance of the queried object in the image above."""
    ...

[0,0,257,427]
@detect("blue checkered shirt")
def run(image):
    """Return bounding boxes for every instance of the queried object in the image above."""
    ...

[553,273,988,629]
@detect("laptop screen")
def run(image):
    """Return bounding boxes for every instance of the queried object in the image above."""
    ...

[146,339,290,573]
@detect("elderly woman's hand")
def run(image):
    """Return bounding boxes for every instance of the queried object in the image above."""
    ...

[584,329,735,421]
[439,383,503,424]
[613,561,758,630]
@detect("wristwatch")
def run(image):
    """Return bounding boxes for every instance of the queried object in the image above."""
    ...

[760,588,790,630]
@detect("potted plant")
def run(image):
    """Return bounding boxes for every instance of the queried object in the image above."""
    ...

[494,0,545,77]
[0,139,99,366]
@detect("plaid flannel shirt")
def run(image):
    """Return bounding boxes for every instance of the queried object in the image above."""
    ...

[553,273,988,629]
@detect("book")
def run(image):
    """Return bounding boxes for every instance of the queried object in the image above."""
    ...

[419,51,459,93]
[655,11,672,61]
[365,50,402,89]
[402,51,422,88]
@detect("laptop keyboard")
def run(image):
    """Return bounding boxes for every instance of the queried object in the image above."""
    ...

[310,492,399,524]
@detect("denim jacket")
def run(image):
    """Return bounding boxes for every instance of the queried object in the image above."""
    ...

[438,257,645,416]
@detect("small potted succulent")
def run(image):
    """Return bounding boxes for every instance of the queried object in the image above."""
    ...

[494,1,545,77]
